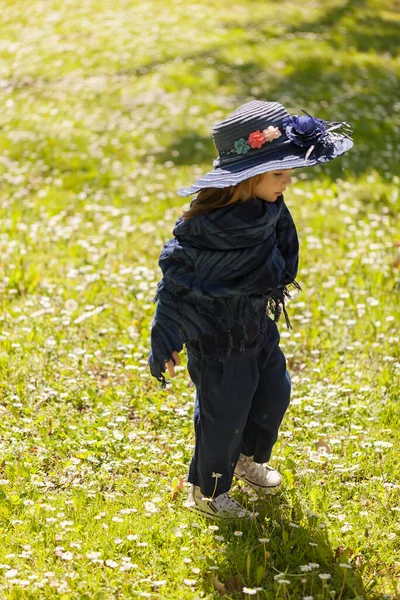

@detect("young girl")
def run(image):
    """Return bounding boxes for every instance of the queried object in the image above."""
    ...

[148,100,353,518]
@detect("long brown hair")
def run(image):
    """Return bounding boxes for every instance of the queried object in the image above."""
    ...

[180,173,264,220]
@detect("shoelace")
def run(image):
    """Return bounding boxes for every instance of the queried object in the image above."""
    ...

[241,459,274,476]
[213,493,245,513]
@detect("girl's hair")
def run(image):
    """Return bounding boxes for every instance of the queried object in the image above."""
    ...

[180,173,265,220]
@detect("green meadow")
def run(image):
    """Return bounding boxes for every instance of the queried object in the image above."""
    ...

[0,0,399,597]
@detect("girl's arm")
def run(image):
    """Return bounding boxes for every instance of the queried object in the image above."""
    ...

[148,282,184,388]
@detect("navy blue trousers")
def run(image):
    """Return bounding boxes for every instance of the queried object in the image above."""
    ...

[186,320,291,497]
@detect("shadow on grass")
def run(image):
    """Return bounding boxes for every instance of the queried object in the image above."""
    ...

[154,0,398,183]
[196,484,367,598]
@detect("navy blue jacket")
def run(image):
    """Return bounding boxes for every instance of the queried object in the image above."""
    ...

[148,194,300,388]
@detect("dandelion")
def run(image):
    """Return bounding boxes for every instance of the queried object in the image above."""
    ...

[65,299,78,312]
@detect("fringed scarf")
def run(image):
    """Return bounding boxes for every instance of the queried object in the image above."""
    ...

[148,194,301,388]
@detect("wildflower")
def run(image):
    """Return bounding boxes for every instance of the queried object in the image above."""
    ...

[86,552,102,560]
[144,502,158,513]
[258,537,270,543]
[243,587,259,595]
[339,563,352,569]
[318,573,331,580]
[105,559,119,568]
[65,299,78,312]
[234,530,243,536]
[308,563,320,569]
[120,562,136,571]
[183,579,197,586]
[300,565,312,572]
[5,569,19,578]
[277,580,291,585]
[212,472,223,479]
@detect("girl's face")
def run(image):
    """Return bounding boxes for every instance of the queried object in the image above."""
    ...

[253,169,294,203]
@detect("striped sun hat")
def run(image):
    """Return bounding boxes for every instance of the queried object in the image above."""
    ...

[177,100,353,197]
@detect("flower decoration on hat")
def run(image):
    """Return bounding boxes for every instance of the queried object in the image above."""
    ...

[234,138,251,155]
[282,110,353,161]
[281,114,327,147]
[263,126,282,142]
[225,125,282,157]
[248,130,267,148]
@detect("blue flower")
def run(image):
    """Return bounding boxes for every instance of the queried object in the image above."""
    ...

[282,114,327,147]
[234,138,250,154]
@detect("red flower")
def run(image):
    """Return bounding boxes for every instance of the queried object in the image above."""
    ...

[248,130,266,149]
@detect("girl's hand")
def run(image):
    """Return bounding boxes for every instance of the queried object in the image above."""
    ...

[164,351,181,378]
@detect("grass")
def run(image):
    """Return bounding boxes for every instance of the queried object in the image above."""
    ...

[0,0,399,598]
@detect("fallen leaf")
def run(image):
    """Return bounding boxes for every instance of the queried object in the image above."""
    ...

[315,438,332,453]
[171,476,185,502]
[214,575,243,596]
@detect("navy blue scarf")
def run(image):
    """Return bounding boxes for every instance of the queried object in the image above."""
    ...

[148,194,301,388]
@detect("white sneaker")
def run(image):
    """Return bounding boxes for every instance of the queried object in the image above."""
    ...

[185,485,255,519]
[234,454,282,493]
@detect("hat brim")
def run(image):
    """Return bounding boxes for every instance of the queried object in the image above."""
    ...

[176,136,353,197]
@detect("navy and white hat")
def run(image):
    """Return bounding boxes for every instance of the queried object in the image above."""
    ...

[177,100,354,197]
